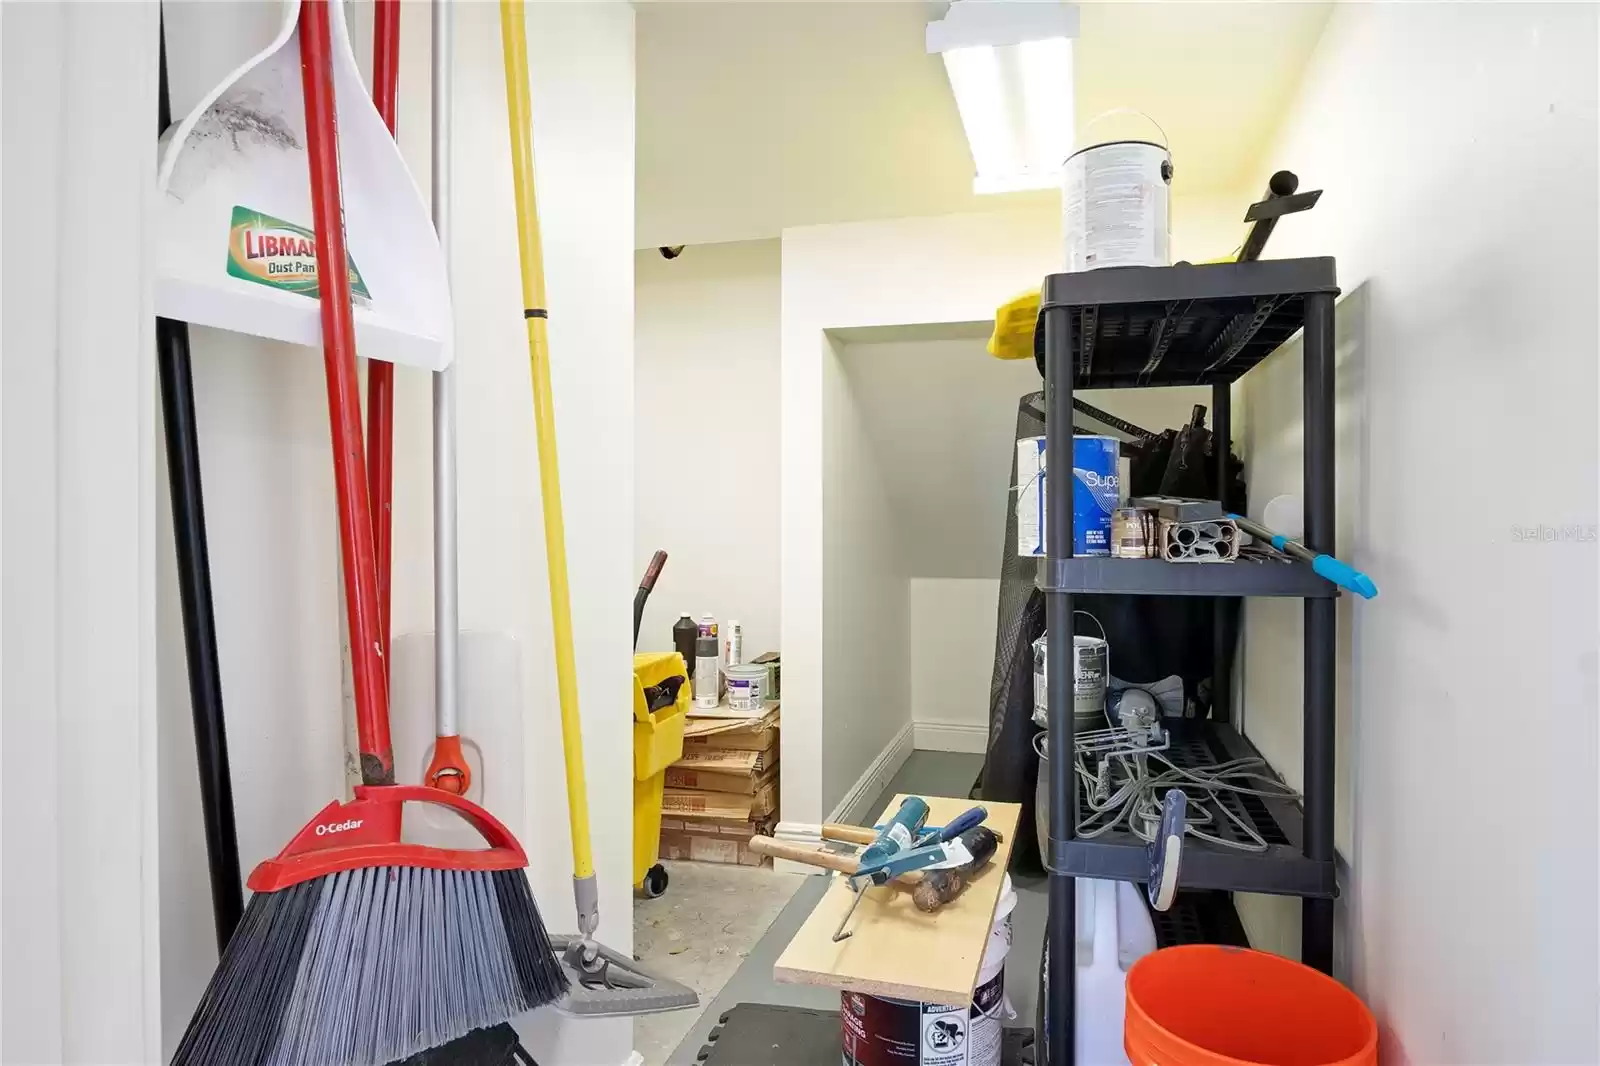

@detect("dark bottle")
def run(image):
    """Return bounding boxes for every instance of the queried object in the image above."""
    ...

[672,612,698,679]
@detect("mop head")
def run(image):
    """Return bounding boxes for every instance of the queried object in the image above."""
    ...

[550,934,699,1017]
[172,787,567,1066]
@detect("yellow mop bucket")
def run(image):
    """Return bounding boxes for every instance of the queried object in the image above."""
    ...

[633,652,688,897]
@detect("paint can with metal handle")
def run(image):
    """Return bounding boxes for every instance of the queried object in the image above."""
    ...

[1062,110,1173,272]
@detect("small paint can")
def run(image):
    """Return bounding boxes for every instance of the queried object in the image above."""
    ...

[1015,435,1121,557]
[1111,507,1159,559]
[1031,626,1112,732]
[752,652,780,703]
[723,663,766,713]
[1062,115,1172,272]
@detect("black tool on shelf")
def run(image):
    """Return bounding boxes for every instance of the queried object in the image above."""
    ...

[1035,257,1340,1066]
[1239,170,1323,264]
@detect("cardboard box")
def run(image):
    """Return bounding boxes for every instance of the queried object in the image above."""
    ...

[658,816,775,868]
[657,831,769,867]
[670,747,774,775]
[664,762,778,795]
[682,704,779,753]
[663,778,777,820]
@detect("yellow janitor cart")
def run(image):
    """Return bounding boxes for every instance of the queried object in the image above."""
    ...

[632,651,688,897]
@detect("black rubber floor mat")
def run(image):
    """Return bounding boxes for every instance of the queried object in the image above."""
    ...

[390,1024,527,1066]
[697,1003,1035,1065]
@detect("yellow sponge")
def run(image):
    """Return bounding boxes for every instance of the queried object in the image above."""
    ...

[987,287,1041,361]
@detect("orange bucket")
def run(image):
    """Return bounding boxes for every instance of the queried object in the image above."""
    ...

[1125,946,1377,1066]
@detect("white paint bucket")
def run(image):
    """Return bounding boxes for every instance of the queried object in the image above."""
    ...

[841,876,1017,1066]
[723,663,766,712]
[1062,113,1172,272]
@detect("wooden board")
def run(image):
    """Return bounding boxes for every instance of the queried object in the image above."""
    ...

[772,795,1020,1005]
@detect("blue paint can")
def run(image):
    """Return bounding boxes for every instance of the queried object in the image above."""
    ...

[1015,435,1121,557]
[1072,435,1120,555]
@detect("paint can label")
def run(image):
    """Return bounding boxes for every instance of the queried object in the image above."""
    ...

[839,970,1004,1066]
[1015,436,1121,557]
[1063,141,1172,271]
[726,674,762,711]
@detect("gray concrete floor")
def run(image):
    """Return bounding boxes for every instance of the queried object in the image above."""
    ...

[655,750,1048,1066]
[633,861,807,1066]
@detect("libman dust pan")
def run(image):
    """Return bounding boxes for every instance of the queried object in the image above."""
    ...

[156,0,450,371]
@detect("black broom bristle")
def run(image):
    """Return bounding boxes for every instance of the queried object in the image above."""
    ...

[173,867,567,1066]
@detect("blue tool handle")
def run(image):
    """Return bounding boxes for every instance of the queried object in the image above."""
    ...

[1228,512,1378,599]
[933,806,986,843]
[1312,554,1378,599]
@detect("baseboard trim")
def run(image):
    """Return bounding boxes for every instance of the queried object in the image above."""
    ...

[912,719,988,754]
[770,723,914,875]
[828,720,915,826]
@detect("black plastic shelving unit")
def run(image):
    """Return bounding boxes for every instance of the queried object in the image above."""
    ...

[1036,257,1340,1066]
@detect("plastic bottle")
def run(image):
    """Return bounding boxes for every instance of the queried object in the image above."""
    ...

[693,634,720,708]
[724,619,743,668]
[673,613,697,678]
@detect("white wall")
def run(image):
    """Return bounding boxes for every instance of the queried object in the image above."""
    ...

[909,579,1001,752]
[634,240,781,658]
[780,207,1064,830]
[151,4,638,1065]
[1,2,164,1062]
[820,339,912,814]
[1232,5,1598,1063]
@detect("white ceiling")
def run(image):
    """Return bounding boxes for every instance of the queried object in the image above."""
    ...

[636,1,1332,248]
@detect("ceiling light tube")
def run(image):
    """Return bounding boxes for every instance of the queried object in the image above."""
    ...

[928,2,1078,195]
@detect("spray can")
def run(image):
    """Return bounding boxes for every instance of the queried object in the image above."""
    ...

[697,613,718,640]
[673,613,698,678]
[724,620,744,668]
[693,634,720,708]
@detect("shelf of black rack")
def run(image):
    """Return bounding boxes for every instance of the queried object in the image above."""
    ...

[1056,720,1335,899]
[1031,257,1338,388]
[1150,889,1251,950]
[1036,554,1336,598]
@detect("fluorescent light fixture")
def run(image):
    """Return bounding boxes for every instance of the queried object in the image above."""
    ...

[927,2,1077,195]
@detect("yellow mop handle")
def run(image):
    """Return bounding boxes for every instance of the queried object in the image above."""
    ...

[499,0,592,882]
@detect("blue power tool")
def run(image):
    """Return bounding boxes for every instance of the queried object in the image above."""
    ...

[833,802,987,941]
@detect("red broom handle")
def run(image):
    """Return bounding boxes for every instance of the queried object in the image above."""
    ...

[299,0,394,784]
[364,0,399,674]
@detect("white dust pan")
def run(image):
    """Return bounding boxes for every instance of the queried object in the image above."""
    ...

[156,0,451,370]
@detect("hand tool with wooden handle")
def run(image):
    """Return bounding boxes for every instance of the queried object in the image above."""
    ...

[747,836,868,876]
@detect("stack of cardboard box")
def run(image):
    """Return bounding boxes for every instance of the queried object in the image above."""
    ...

[659,703,779,867]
